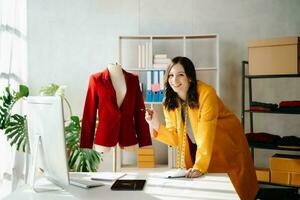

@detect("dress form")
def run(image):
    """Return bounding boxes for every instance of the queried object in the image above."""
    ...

[94,63,128,153]
[107,63,127,107]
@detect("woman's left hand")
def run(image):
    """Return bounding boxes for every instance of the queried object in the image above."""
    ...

[186,168,204,178]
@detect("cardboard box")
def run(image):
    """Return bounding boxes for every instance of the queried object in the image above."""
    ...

[248,36,299,75]
[137,148,155,155]
[137,155,155,162]
[256,168,270,182]
[270,154,300,173]
[137,161,155,168]
[271,170,290,185]
[291,172,300,186]
[137,147,155,168]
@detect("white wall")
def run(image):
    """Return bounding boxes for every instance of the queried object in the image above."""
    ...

[28,0,300,169]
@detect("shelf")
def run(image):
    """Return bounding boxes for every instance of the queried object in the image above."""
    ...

[125,67,217,71]
[249,142,300,151]
[245,110,300,114]
[119,34,218,40]
[145,102,162,105]
[245,74,300,79]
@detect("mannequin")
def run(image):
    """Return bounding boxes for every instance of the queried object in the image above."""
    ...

[94,63,127,153]
[80,62,152,156]
[107,63,127,108]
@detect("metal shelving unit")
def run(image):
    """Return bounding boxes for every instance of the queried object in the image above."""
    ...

[241,60,300,188]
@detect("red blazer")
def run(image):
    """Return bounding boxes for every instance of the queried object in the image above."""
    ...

[80,68,152,149]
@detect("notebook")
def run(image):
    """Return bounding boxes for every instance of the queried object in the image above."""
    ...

[111,179,146,191]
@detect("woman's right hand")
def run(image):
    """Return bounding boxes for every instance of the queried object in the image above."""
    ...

[145,108,160,131]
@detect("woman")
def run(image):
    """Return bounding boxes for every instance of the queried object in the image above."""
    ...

[145,57,258,200]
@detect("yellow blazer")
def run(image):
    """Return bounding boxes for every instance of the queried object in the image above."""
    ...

[154,81,258,200]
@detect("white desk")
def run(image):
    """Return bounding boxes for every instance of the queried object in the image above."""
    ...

[3,171,239,200]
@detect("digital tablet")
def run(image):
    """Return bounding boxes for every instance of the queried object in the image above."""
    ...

[111,179,146,191]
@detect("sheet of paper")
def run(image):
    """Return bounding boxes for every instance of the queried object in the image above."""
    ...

[149,169,187,179]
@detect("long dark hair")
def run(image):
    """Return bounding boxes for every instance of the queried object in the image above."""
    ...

[163,56,199,111]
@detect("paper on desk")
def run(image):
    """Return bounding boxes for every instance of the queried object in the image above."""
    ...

[149,169,187,179]
[91,172,126,181]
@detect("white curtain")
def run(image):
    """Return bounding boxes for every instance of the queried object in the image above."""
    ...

[0,0,27,188]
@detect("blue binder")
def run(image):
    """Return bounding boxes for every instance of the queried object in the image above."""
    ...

[146,90,152,102]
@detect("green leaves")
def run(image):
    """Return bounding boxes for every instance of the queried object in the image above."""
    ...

[4,114,28,152]
[39,83,66,97]
[65,116,102,172]
[39,83,72,116]
[15,85,29,100]
[0,87,14,129]
[0,85,29,152]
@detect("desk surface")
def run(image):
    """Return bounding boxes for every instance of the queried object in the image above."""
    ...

[4,171,239,200]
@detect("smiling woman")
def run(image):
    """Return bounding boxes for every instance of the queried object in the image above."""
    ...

[145,56,259,200]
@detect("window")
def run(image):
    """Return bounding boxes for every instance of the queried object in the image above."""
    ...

[0,0,27,180]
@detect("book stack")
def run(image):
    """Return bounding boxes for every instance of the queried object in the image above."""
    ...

[137,148,155,168]
[153,54,171,69]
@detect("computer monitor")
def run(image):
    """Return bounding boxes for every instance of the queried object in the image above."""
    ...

[26,96,69,188]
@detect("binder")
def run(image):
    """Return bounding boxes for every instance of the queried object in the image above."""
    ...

[159,70,165,102]
[152,71,160,102]
[145,71,152,102]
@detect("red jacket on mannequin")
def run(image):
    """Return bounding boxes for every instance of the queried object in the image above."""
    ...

[80,68,152,149]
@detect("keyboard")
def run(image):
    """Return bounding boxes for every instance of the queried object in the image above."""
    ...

[69,178,104,188]
[69,173,104,189]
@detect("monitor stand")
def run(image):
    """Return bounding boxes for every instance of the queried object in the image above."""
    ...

[28,135,65,192]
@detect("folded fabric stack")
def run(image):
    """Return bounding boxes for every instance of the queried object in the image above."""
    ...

[246,132,281,145]
[250,101,278,111]
[277,136,300,149]
[246,133,300,150]
[278,101,300,113]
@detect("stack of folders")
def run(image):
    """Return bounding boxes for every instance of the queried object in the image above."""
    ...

[146,70,165,102]
[137,148,155,168]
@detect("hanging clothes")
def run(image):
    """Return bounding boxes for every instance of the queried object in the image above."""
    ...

[80,68,152,148]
